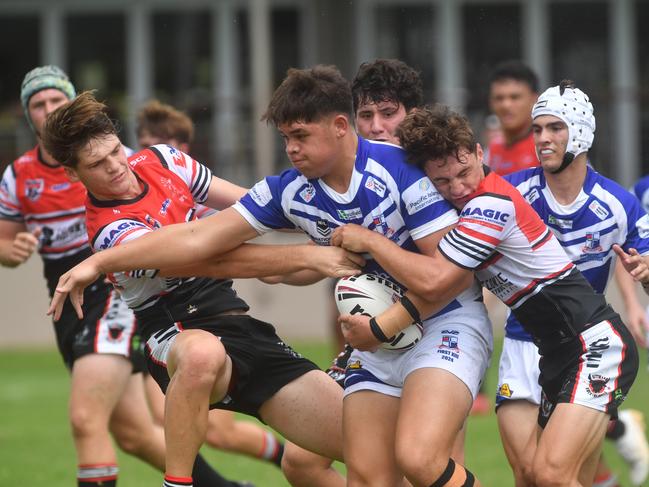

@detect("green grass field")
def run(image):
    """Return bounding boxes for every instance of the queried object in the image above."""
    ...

[1,340,647,486]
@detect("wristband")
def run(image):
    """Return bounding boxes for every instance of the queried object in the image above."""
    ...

[369,317,390,343]
[399,295,421,323]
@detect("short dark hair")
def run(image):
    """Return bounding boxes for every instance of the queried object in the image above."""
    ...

[352,59,424,114]
[397,104,476,169]
[488,60,539,93]
[262,65,353,126]
[136,99,194,145]
[41,91,117,168]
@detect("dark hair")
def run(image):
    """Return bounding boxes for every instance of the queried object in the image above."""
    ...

[397,104,476,169]
[488,60,539,93]
[262,65,353,126]
[136,99,194,145]
[352,59,424,114]
[41,91,118,168]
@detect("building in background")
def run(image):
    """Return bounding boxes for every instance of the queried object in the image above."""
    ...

[0,0,646,188]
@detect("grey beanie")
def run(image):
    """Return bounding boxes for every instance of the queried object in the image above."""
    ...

[21,65,76,131]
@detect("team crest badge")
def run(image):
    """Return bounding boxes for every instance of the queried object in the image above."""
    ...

[582,232,603,253]
[441,334,458,349]
[586,373,610,397]
[25,178,44,201]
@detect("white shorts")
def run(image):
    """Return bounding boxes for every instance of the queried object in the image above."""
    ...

[344,302,493,399]
[496,336,542,407]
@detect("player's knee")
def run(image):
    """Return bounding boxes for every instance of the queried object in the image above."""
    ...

[173,334,227,387]
[395,438,446,482]
[530,456,565,487]
[281,443,330,484]
[69,403,105,440]
[204,423,236,450]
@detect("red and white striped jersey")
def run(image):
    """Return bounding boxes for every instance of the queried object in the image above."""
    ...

[438,168,614,350]
[0,146,88,260]
[86,144,211,310]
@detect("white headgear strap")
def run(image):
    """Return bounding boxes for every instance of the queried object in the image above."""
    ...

[531,84,595,159]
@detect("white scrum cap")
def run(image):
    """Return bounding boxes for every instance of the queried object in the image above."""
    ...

[532,82,595,158]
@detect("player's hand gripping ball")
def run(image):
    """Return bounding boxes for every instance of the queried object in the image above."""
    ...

[335,274,423,351]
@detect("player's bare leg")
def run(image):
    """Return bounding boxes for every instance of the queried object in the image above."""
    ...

[145,372,284,466]
[344,390,402,487]
[259,370,344,461]
[397,368,480,487]
[109,372,166,470]
[69,354,133,465]
[532,403,609,487]
[497,400,539,485]
[164,330,232,479]
[281,442,345,487]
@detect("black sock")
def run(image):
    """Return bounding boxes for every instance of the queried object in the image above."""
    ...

[192,454,240,487]
[271,442,285,468]
[606,417,626,440]
[78,464,118,487]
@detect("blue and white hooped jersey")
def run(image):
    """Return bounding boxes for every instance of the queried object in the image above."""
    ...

[504,166,649,340]
[234,136,482,316]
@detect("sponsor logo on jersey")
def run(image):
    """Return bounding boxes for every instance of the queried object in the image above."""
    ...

[299,184,316,203]
[337,207,363,221]
[98,221,148,250]
[169,146,185,166]
[582,231,603,253]
[249,180,272,207]
[460,206,510,223]
[548,214,573,229]
[588,200,609,220]
[40,220,86,248]
[586,373,610,397]
[404,177,442,215]
[159,198,171,215]
[347,359,362,370]
[130,154,147,166]
[24,178,44,201]
[51,182,71,192]
[365,176,386,197]
[145,214,162,230]
[497,383,513,398]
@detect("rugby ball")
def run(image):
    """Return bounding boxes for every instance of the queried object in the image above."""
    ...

[335,274,423,351]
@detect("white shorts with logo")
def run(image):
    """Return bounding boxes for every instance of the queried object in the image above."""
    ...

[496,336,542,407]
[343,301,493,399]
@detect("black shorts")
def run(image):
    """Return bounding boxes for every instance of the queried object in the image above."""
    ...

[146,314,319,419]
[54,278,146,372]
[537,315,638,428]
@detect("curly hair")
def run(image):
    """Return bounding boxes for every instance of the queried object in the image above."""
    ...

[396,104,476,169]
[262,65,353,126]
[352,59,423,114]
[41,91,118,168]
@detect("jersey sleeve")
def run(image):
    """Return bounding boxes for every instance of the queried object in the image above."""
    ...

[438,194,512,269]
[91,218,152,252]
[0,164,23,222]
[620,192,649,256]
[632,175,649,215]
[397,169,458,240]
[150,144,213,204]
[233,173,296,234]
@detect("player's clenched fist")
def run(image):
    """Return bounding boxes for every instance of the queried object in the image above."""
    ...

[0,227,41,267]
